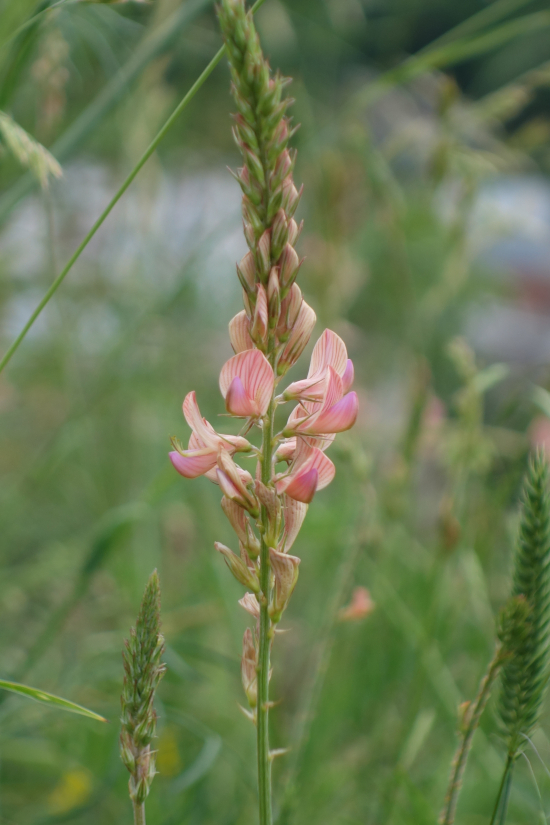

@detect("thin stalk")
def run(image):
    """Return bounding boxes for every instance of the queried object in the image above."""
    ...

[439,642,504,825]
[258,393,275,824]
[0,0,267,376]
[490,755,514,825]
[132,800,146,825]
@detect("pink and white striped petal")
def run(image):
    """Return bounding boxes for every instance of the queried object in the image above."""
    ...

[219,350,274,417]
[342,359,354,393]
[169,449,217,479]
[281,495,308,550]
[229,310,253,353]
[226,376,260,417]
[305,391,359,435]
[277,467,318,503]
[308,329,347,379]
[182,392,219,449]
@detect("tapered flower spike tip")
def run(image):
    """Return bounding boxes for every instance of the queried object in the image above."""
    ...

[498,450,550,759]
[120,570,166,810]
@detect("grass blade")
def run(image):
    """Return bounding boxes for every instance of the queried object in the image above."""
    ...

[0,679,107,721]
[0,0,267,376]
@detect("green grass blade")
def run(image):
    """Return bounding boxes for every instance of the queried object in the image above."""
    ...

[0,0,267,376]
[0,0,214,222]
[0,679,107,721]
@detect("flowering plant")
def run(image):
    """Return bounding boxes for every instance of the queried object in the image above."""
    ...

[168,1,357,820]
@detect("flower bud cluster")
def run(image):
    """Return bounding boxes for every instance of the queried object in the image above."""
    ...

[170,0,358,715]
[120,571,166,806]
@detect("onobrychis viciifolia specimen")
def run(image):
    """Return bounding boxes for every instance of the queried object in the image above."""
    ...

[168,0,358,820]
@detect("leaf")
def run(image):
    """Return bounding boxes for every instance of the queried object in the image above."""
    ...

[0,111,62,188]
[0,679,107,722]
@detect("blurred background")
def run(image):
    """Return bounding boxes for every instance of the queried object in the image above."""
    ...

[2,0,550,822]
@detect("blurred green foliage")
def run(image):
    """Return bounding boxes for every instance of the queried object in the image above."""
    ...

[2,0,550,823]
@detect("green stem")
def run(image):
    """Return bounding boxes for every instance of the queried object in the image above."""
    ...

[132,800,146,825]
[490,755,514,825]
[439,643,504,825]
[258,394,275,825]
[0,0,268,377]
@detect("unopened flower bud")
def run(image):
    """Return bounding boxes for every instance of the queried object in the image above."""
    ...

[239,592,260,620]
[221,496,248,544]
[237,251,256,293]
[242,195,264,231]
[256,229,271,281]
[241,628,258,707]
[287,218,300,247]
[277,283,303,341]
[215,542,260,593]
[251,284,268,348]
[244,147,265,184]
[243,221,256,250]
[246,522,261,559]
[279,243,300,288]
[229,310,253,353]
[267,267,280,324]
[272,149,293,185]
[278,299,316,373]
[271,208,288,258]
[217,451,259,515]
[269,548,300,622]
[281,179,302,217]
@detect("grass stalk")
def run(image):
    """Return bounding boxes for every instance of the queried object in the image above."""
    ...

[0,0,267,376]
[132,801,146,825]
[439,642,504,825]
[490,755,514,825]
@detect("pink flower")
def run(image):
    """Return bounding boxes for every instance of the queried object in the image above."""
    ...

[277,286,316,372]
[280,495,308,550]
[169,392,251,479]
[283,329,353,401]
[284,367,358,438]
[275,439,335,503]
[339,587,375,622]
[219,349,275,418]
[228,310,253,353]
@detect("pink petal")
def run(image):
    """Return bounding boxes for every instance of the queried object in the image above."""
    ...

[301,446,335,490]
[305,391,358,435]
[308,330,347,378]
[169,449,217,478]
[283,374,326,401]
[229,310,253,353]
[251,284,268,343]
[182,392,219,449]
[281,467,319,503]
[321,366,344,411]
[342,359,354,393]
[219,350,274,416]
[282,495,308,550]
[276,438,297,462]
[280,300,317,367]
[226,376,260,417]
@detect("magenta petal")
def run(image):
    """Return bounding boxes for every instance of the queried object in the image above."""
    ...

[342,359,354,393]
[226,376,259,417]
[306,391,359,434]
[169,450,217,478]
[284,467,319,503]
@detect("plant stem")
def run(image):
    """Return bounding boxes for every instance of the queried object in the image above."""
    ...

[258,391,275,825]
[132,800,146,825]
[0,0,268,377]
[490,755,514,825]
[439,642,504,825]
